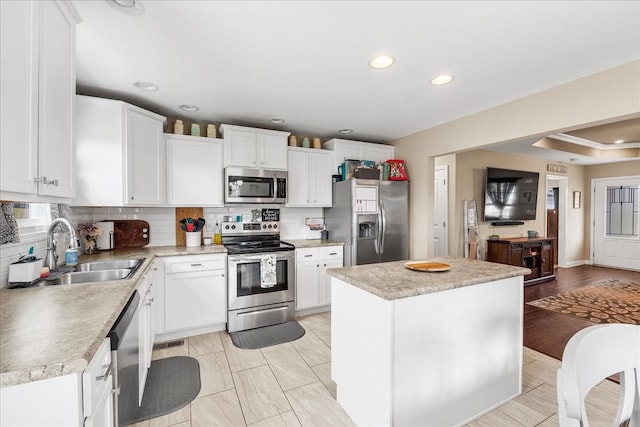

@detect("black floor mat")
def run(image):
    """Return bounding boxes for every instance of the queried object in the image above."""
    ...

[230,321,306,349]
[124,356,200,426]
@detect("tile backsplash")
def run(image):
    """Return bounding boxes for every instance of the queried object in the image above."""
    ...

[1,206,324,287]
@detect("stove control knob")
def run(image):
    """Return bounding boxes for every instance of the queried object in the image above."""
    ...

[231,225,236,230]
[224,225,230,230]
[274,224,278,229]
[268,224,272,229]
[263,224,267,229]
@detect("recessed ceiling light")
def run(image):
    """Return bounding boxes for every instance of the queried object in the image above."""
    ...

[614,139,625,144]
[179,104,199,112]
[134,81,158,91]
[271,118,285,124]
[107,0,145,15]
[569,158,579,162]
[338,129,354,134]
[369,55,394,69]
[430,74,454,86]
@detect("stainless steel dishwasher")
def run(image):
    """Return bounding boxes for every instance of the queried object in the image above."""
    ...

[108,291,140,426]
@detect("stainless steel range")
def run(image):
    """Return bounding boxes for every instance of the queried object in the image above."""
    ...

[223,221,295,332]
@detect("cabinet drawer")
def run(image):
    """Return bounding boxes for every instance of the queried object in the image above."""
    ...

[321,246,343,260]
[164,255,225,273]
[82,338,112,418]
[296,248,320,262]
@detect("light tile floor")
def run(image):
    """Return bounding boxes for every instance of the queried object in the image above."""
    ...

[130,312,621,427]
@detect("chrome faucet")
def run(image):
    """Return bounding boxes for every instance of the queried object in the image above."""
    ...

[43,218,79,270]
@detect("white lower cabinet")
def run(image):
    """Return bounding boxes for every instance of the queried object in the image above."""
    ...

[0,337,114,427]
[163,254,227,334]
[295,246,343,311]
[83,338,114,427]
[138,263,157,405]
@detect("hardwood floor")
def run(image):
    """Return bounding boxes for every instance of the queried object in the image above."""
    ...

[523,264,640,360]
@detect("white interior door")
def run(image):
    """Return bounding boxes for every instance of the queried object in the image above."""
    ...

[434,166,448,256]
[592,177,640,270]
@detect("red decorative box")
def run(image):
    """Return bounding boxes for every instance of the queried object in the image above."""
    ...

[386,159,408,181]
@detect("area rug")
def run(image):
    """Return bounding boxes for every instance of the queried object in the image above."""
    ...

[124,356,201,425]
[230,320,305,349]
[527,279,640,325]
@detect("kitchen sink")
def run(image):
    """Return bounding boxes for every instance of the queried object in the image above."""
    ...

[75,259,144,272]
[38,258,145,286]
[43,269,133,286]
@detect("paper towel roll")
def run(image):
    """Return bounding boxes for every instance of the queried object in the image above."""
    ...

[96,221,114,250]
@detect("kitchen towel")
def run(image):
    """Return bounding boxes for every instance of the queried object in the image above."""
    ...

[260,254,277,288]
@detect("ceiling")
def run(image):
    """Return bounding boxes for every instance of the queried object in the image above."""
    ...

[486,117,640,165]
[73,1,640,162]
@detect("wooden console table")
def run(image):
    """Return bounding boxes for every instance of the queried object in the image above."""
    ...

[486,237,556,285]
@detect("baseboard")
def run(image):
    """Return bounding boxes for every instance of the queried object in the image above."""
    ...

[296,305,330,318]
[156,323,226,343]
[561,260,589,268]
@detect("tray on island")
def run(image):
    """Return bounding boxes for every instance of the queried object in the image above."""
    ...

[404,261,451,272]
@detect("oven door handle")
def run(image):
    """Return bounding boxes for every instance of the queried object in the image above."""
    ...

[237,305,290,317]
[228,252,293,262]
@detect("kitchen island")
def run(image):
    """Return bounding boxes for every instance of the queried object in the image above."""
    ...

[327,257,530,427]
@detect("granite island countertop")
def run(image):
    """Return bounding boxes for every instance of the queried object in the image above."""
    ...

[0,245,227,387]
[327,256,530,301]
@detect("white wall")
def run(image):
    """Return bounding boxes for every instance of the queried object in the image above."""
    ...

[392,61,640,259]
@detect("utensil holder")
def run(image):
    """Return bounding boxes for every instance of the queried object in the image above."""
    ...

[185,231,201,247]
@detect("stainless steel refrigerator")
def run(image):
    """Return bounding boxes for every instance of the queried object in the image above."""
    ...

[324,179,409,266]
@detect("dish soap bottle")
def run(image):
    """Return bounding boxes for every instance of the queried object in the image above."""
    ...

[214,222,222,245]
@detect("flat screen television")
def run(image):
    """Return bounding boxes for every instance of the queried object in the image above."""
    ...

[483,167,539,222]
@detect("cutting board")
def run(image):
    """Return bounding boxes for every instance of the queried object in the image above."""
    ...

[175,207,204,246]
[404,261,451,272]
[113,220,150,248]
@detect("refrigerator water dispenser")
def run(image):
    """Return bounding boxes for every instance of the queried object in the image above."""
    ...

[358,215,378,239]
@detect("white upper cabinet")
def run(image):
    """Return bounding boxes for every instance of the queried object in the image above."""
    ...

[322,138,395,170]
[287,147,333,207]
[74,95,167,206]
[0,0,80,200]
[219,124,289,169]
[166,134,224,206]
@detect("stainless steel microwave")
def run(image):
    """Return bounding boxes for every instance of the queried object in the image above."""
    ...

[224,167,287,204]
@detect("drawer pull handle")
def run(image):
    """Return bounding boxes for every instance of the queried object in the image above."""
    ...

[96,364,112,382]
[304,255,313,258]
[190,263,203,267]
[34,176,58,186]
[329,252,337,255]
